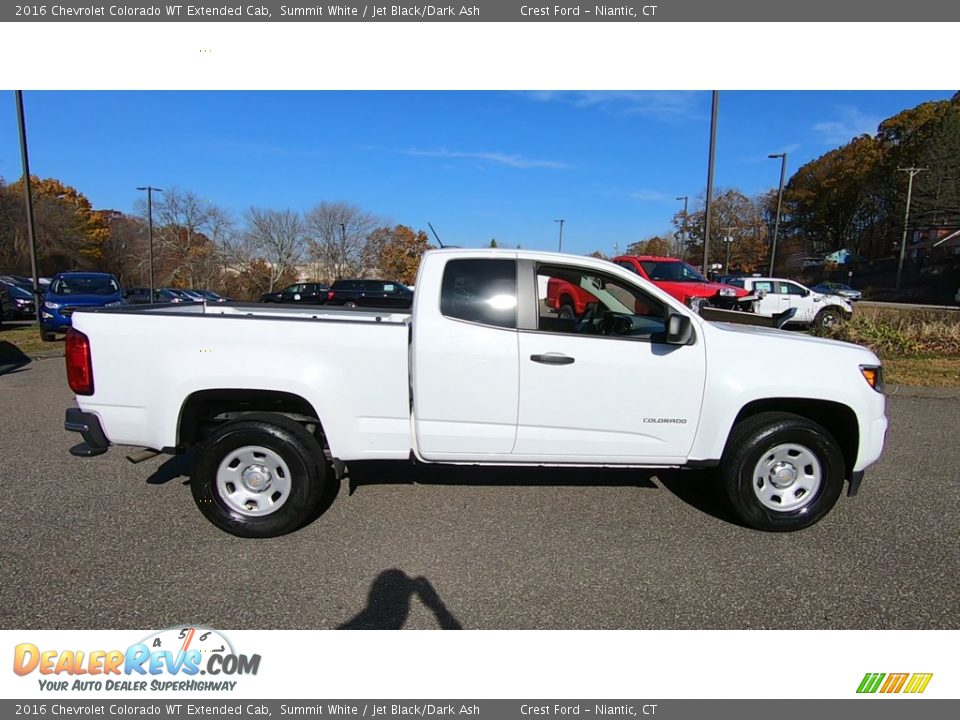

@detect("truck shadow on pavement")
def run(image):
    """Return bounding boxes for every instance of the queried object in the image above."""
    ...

[346,462,743,528]
[337,569,463,630]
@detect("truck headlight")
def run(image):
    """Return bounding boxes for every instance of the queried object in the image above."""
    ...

[44,301,62,310]
[718,288,737,297]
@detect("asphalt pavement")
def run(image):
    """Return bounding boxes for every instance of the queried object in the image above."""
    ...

[1,356,957,630]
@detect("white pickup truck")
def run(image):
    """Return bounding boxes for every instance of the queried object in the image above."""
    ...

[725,276,853,329]
[64,249,887,537]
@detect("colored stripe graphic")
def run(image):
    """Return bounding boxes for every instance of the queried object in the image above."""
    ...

[880,673,908,693]
[904,673,933,694]
[857,673,885,693]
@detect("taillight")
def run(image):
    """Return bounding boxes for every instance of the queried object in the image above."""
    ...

[327,291,335,301]
[66,329,94,395]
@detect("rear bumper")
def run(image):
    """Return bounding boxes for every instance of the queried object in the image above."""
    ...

[64,408,109,457]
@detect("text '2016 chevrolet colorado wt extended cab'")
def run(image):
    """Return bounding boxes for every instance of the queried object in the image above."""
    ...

[63,249,887,537]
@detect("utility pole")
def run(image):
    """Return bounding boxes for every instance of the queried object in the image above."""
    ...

[768,152,788,276]
[14,91,45,339]
[676,195,689,260]
[703,91,719,273]
[896,167,926,290]
[136,186,163,299]
[721,226,739,273]
[554,219,565,253]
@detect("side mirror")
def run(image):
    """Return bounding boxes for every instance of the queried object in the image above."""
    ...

[666,313,693,345]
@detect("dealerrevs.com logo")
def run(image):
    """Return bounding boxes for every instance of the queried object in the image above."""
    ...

[13,627,260,692]
[857,673,933,694]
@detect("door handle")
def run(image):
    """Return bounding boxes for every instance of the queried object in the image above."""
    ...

[530,353,575,365]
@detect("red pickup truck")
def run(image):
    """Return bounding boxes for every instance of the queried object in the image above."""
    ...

[611,255,752,310]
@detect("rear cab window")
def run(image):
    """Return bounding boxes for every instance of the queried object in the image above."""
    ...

[440,259,517,329]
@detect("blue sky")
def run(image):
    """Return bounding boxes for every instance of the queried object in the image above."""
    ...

[0,90,953,256]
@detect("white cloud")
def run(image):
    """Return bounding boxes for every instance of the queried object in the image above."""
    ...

[401,148,568,170]
[525,91,702,121]
[813,106,882,145]
[629,189,673,202]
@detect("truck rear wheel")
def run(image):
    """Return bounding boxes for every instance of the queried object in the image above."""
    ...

[191,413,327,538]
[720,412,845,532]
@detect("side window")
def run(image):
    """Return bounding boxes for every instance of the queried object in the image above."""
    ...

[536,264,666,340]
[754,281,774,294]
[440,259,517,329]
[616,261,639,274]
[383,283,397,293]
[779,282,806,296]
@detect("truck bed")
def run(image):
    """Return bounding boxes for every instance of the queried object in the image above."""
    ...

[71,302,413,460]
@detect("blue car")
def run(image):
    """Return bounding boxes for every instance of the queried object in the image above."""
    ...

[41,272,125,332]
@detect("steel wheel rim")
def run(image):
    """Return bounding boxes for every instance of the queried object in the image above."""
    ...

[752,443,822,512]
[216,445,293,517]
[821,312,838,328]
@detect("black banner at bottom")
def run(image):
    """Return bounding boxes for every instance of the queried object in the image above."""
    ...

[2,700,956,720]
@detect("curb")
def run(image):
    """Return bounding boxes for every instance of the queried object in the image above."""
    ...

[886,384,960,399]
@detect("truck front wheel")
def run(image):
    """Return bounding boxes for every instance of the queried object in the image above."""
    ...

[814,307,843,329]
[191,413,328,538]
[720,412,845,532]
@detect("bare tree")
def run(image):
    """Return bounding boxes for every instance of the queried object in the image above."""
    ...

[236,207,307,293]
[304,201,382,280]
[137,188,232,288]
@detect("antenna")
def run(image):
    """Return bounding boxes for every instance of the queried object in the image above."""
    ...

[428,222,445,248]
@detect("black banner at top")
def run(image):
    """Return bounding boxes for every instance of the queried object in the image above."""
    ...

[4,0,960,22]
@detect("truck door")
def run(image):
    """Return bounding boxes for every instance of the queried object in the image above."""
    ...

[514,261,706,462]
[412,256,519,459]
[751,280,783,316]
[776,280,817,324]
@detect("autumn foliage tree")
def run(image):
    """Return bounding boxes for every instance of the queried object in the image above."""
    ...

[369,225,434,285]
[1,176,110,273]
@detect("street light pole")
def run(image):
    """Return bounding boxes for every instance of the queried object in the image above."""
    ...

[136,186,163,299]
[896,167,927,290]
[554,219,565,253]
[703,91,719,273]
[768,152,788,276]
[14,91,45,339]
[676,195,689,259]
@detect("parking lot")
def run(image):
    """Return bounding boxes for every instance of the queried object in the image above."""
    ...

[1,355,958,630]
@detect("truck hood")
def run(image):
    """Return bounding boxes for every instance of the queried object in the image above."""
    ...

[707,319,868,352]
[658,280,749,299]
[47,293,123,306]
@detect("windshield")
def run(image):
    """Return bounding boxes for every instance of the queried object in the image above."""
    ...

[51,276,119,295]
[639,260,706,282]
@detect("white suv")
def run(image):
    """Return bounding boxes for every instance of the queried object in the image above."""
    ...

[727,277,852,329]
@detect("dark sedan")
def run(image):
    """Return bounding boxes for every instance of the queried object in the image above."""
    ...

[1,281,37,319]
[810,282,862,301]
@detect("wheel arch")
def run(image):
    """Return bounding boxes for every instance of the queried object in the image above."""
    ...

[177,388,327,450]
[729,398,859,479]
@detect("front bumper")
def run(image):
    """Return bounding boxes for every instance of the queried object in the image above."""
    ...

[64,408,109,457]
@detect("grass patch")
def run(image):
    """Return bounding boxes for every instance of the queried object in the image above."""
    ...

[883,355,960,388]
[0,325,63,356]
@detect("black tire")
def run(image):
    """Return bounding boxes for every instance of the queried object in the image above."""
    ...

[191,413,328,538]
[720,411,845,532]
[344,301,358,309]
[814,307,843,330]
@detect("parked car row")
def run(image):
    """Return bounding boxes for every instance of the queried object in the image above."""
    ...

[259,279,414,309]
